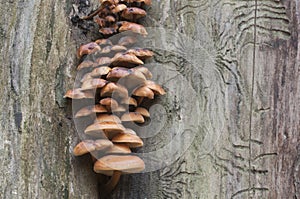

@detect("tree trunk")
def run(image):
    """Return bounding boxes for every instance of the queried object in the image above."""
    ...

[0,0,299,199]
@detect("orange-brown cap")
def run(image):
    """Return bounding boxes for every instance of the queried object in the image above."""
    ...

[94,57,112,67]
[100,82,128,98]
[121,97,137,107]
[100,97,119,110]
[75,104,108,118]
[118,36,137,46]
[77,42,101,58]
[81,78,108,90]
[112,4,127,13]
[126,48,153,60]
[132,66,152,79]
[121,7,147,20]
[110,52,144,67]
[95,39,113,46]
[91,66,111,77]
[111,45,127,52]
[99,27,118,35]
[94,16,106,27]
[121,112,145,123]
[145,80,166,95]
[112,133,144,148]
[106,67,130,81]
[80,72,93,83]
[73,139,113,156]
[94,155,145,176]
[85,121,125,135]
[94,114,121,124]
[133,86,154,99]
[77,60,95,70]
[119,21,148,36]
[105,15,116,23]
[135,107,150,117]
[105,144,131,154]
[64,89,94,99]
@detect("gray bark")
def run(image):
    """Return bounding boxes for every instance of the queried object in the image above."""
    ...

[0,0,299,199]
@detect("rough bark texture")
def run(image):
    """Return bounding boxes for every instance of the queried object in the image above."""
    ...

[0,0,299,199]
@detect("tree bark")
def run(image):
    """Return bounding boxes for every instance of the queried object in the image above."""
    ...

[0,0,299,199]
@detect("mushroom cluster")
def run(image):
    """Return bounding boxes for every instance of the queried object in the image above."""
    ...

[65,0,165,193]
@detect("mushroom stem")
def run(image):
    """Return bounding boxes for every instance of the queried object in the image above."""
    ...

[81,6,104,20]
[104,170,122,193]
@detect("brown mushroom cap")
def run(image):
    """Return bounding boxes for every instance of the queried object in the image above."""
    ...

[133,86,154,99]
[100,98,119,110]
[135,107,150,117]
[81,78,108,90]
[94,155,145,176]
[91,66,111,77]
[126,48,153,60]
[112,4,127,13]
[95,39,113,46]
[110,52,144,67]
[121,97,137,107]
[123,128,137,135]
[80,72,93,83]
[77,60,95,70]
[106,67,130,81]
[100,27,118,35]
[121,7,147,20]
[94,57,112,67]
[100,82,129,98]
[77,42,101,58]
[73,139,113,156]
[75,104,108,118]
[121,112,145,123]
[94,114,122,123]
[118,22,148,36]
[64,89,94,99]
[85,121,126,136]
[118,36,137,46]
[94,16,106,27]
[121,0,151,5]
[106,144,131,154]
[111,45,127,52]
[132,66,152,79]
[112,133,144,148]
[105,15,116,23]
[145,80,166,95]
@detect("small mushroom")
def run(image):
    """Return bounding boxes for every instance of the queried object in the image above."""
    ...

[85,121,126,136]
[94,57,112,67]
[105,144,131,154]
[101,46,112,54]
[123,128,137,135]
[126,48,153,60]
[100,82,128,98]
[132,66,152,79]
[121,112,145,123]
[145,80,166,95]
[93,155,145,192]
[75,104,108,118]
[106,67,130,81]
[91,66,111,77]
[94,114,122,124]
[105,15,116,23]
[110,52,144,66]
[94,16,106,27]
[121,7,147,21]
[118,21,148,36]
[100,27,118,35]
[121,97,137,107]
[135,107,150,117]
[112,133,144,148]
[77,42,101,58]
[111,45,127,52]
[64,89,94,99]
[100,97,119,110]
[81,78,108,90]
[80,72,93,83]
[77,60,95,70]
[95,39,113,46]
[73,139,113,156]
[111,4,127,13]
[133,86,154,99]
[118,36,137,46]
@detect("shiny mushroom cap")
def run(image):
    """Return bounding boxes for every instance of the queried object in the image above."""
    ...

[121,7,147,20]
[77,42,101,58]
[112,133,144,148]
[94,114,122,123]
[106,144,131,154]
[94,155,145,176]
[121,97,137,107]
[145,80,166,95]
[100,97,119,110]
[118,21,148,36]
[126,48,153,60]
[85,121,126,136]
[132,66,152,79]
[121,112,145,123]
[100,82,129,98]
[133,86,154,99]
[77,60,95,70]
[64,89,94,99]
[73,139,113,156]
[91,66,112,77]
[135,107,150,117]
[81,78,108,90]
[118,36,137,46]
[75,104,107,118]
[110,52,144,67]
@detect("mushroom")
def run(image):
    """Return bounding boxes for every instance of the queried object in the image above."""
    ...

[121,7,147,21]
[100,27,118,35]
[64,89,94,99]
[112,4,127,13]
[118,36,137,46]
[121,97,138,107]
[85,121,126,137]
[121,0,151,5]
[132,66,152,79]
[135,107,150,117]
[145,80,166,95]
[95,39,113,46]
[106,67,130,81]
[121,112,145,123]
[73,139,113,156]
[112,133,144,148]
[77,42,101,58]
[75,104,108,118]
[126,48,153,60]
[77,60,95,70]
[94,114,122,124]
[100,97,119,110]
[105,144,131,154]
[105,15,116,23]
[118,21,148,36]
[80,72,93,83]
[94,16,106,27]
[110,52,144,66]
[93,155,145,192]
[133,86,154,99]
[111,45,127,52]
[101,46,112,54]
[91,66,111,77]
[100,82,129,99]
[81,78,108,90]
[94,57,112,67]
